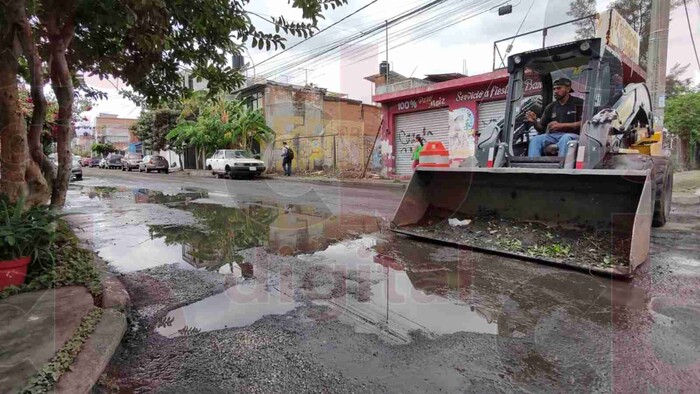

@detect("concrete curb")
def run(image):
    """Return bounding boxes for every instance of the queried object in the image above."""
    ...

[55,309,127,394]
[265,175,408,190]
[101,276,130,310]
[672,193,700,205]
[168,168,408,190]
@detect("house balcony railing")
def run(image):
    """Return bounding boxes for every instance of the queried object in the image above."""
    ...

[375,79,432,95]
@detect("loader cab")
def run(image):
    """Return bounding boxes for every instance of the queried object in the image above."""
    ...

[500,38,626,160]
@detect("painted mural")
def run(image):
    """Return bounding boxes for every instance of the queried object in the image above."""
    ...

[448,107,476,165]
[380,75,542,178]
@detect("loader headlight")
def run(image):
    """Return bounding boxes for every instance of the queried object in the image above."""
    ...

[513,55,522,64]
[579,41,591,52]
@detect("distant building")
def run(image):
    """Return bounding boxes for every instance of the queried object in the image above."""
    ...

[234,80,382,176]
[76,133,94,153]
[94,113,138,151]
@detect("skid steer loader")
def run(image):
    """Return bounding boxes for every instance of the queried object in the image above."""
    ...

[391,38,673,278]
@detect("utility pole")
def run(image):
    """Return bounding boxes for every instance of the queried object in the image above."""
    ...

[385,20,389,84]
[646,0,671,133]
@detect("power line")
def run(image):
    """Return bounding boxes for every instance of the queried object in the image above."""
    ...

[256,0,382,67]
[257,0,469,79]
[338,0,507,72]
[683,0,700,70]
[257,0,455,75]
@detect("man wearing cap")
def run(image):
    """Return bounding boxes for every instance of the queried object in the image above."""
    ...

[525,78,584,157]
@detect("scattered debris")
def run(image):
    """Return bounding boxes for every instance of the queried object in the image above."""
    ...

[448,218,472,227]
[408,216,629,270]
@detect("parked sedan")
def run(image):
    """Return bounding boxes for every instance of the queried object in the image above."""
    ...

[121,153,143,172]
[89,157,101,167]
[106,153,123,169]
[71,155,83,181]
[139,155,169,173]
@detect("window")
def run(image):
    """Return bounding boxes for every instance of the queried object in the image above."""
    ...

[225,150,253,159]
[246,92,263,111]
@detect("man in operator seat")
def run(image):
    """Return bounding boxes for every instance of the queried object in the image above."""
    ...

[526,78,583,157]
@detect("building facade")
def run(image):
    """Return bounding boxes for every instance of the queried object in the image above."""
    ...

[371,70,544,179]
[95,113,138,152]
[236,81,382,176]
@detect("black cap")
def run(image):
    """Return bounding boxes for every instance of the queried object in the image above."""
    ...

[553,78,574,92]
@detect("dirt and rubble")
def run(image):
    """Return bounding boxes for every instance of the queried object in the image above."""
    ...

[406,215,628,270]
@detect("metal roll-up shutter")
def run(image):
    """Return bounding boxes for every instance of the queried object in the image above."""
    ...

[477,100,507,136]
[394,108,449,176]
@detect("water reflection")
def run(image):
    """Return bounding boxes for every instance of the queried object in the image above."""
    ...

[300,236,497,344]
[148,202,382,273]
[156,276,300,338]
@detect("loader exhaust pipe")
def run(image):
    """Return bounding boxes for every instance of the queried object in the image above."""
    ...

[391,167,653,278]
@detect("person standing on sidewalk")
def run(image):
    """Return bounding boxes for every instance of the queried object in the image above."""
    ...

[281,142,294,176]
[412,135,424,170]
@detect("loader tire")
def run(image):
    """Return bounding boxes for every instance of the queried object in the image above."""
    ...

[652,157,673,227]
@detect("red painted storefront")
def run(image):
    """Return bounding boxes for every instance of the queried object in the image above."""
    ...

[372,70,541,180]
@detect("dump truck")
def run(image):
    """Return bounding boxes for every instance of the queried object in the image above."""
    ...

[391,38,673,278]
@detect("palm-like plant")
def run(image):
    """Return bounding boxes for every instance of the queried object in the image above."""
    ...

[167,93,274,160]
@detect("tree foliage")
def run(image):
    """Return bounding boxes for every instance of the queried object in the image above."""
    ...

[71,0,347,106]
[91,143,116,156]
[666,92,700,140]
[0,0,346,207]
[131,108,181,153]
[666,91,700,169]
[167,95,274,157]
[666,63,696,98]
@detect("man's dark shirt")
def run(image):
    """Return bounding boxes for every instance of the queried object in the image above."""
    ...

[539,95,584,134]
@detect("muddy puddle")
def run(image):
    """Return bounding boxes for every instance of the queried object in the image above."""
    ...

[300,236,498,344]
[65,185,657,348]
[65,186,383,273]
[156,276,301,338]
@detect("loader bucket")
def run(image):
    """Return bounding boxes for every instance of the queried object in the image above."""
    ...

[391,167,653,278]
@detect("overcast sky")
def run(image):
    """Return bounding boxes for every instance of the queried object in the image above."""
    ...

[83,0,699,120]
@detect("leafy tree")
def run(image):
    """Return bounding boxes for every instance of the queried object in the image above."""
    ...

[665,91,700,170]
[567,0,597,39]
[167,95,274,168]
[91,143,116,157]
[1,0,346,207]
[230,101,275,151]
[132,107,185,168]
[666,63,696,98]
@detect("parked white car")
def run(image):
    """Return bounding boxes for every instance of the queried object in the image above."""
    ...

[47,154,82,180]
[206,149,265,179]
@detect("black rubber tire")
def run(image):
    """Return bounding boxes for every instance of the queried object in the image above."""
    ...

[652,157,673,227]
[206,165,212,170]
[164,169,169,174]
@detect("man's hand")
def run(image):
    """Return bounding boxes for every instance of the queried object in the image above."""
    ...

[548,121,563,131]
[526,111,537,123]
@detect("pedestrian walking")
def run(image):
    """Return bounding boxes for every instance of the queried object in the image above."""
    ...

[412,135,424,170]
[281,142,294,176]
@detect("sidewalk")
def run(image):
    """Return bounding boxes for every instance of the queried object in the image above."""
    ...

[172,169,408,190]
[672,170,700,205]
[0,287,126,393]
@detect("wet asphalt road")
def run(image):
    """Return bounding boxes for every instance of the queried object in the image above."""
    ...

[67,168,700,393]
